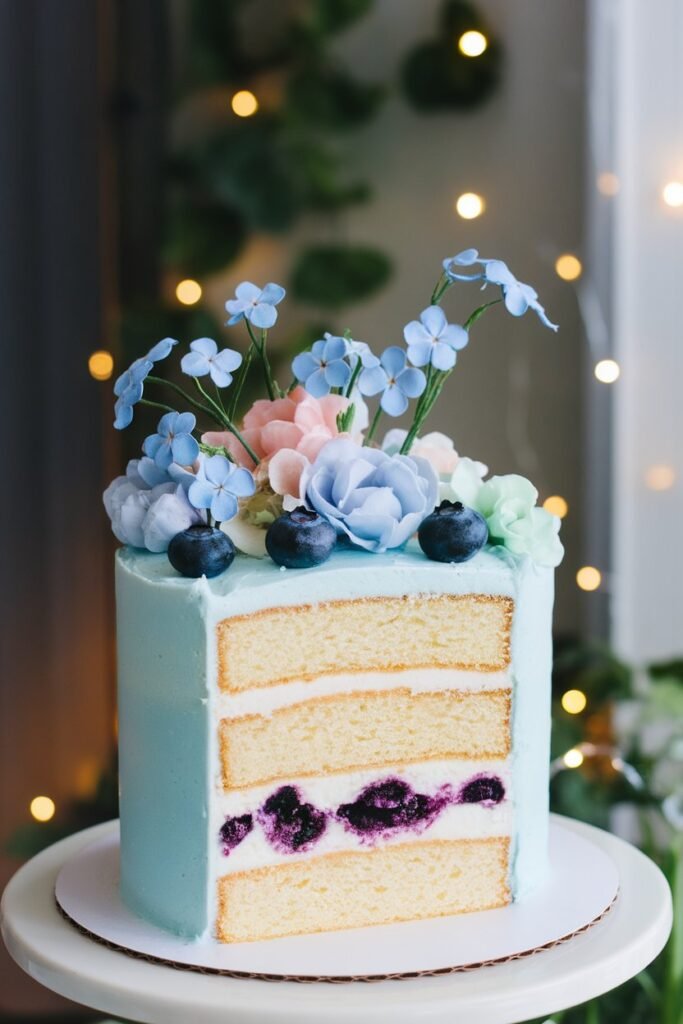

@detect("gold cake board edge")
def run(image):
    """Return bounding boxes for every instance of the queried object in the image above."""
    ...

[54,890,618,984]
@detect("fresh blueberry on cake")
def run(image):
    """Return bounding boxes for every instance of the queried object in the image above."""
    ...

[104,248,564,943]
[418,500,489,563]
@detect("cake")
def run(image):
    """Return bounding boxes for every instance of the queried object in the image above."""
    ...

[105,249,563,944]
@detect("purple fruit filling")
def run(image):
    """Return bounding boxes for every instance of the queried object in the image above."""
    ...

[336,778,449,838]
[458,775,505,806]
[219,813,253,855]
[258,785,327,853]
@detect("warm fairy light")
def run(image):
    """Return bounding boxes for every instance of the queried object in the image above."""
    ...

[543,495,568,519]
[662,181,683,208]
[455,192,485,220]
[555,254,582,281]
[594,358,620,384]
[30,796,56,822]
[231,90,259,118]
[576,566,602,592]
[88,350,114,381]
[645,464,676,491]
[176,279,202,305]
[458,30,488,57]
[597,171,620,197]
[561,689,588,715]
[563,748,584,769]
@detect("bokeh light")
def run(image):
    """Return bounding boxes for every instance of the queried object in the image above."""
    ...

[458,30,488,57]
[576,566,602,592]
[455,192,485,219]
[88,350,114,381]
[563,748,584,769]
[176,279,202,305]
[231,90,259,118]
[555,253,582,281]
[594,358,620,384]
[30,795,56,822]
[645,464,676,491]
[543,495,568,519]
[561,689,588,715]
[662,181,683,208]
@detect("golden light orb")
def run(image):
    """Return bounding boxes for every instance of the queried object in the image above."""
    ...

[594,358,620,384]
[543,495,568,519]
[597,171,620,197]
[561,689,588,715]
[662,181,683,208]
[645,464,676,491]
[458,30,488,57]
[231,90,259,118]
[30,796,56,822]
[175,279,202,306]
[563,748,584,769]
[555,253,583,282]
[576,566,602,592]
[88,350,114,381]
[455,192,485,220]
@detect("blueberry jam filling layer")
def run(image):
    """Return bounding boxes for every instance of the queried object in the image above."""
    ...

[257,785,327,854]
[336,778,449,837]
[219,774,505,855]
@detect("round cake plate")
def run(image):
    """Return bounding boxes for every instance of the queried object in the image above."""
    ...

[1,816,673,1024]
[53,820,618,979]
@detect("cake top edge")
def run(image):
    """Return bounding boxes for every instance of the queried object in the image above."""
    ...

[104,247,564,580]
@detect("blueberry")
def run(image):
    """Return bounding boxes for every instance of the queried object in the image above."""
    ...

[458,776,505,806]
[418,500,488,563]
[259,785,327,853]
[167,525,235,578]
[219,813,253,855]
[337,778,445,836]
[265,506,337,569]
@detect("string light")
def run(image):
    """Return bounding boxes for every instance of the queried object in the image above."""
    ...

[561,689,588,715]
[458,30,488,57]
[176,279,202,305]
[30,796,56,822]
[597,171,620,197]
[554,254,582,281]
[231,90,258,118]
[563,748,584,769]
[543,495,568,519]
[576,566,602,592]
[645,464,676,491]
[594,358,620,384]
[88,350,114,381]
[455,192,485,219]
[662,181,683,208]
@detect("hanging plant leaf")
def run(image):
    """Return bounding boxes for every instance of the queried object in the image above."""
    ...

[402,0,501,112]
[291,245,392,307]
[164,199,247,276]
[299,0,375,38]
[290,137,371,210]
[288,66,384,130]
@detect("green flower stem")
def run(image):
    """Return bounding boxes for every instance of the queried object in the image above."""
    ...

[139,398,176,414]
[365,403,383,446]
[430,273,452,306]
[464,298,502,329]
[344,358,363,399]
[147,375,218,424]
[245,321,280,400]
[192,377,261,465]
[200,441,232,460]
[228,345,255,420]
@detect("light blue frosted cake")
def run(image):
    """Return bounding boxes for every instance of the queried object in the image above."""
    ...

[106,248,563,943]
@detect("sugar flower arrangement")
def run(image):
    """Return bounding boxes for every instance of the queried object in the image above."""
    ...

[104,250,564,577]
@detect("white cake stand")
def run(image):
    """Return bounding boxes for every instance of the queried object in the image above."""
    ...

[1,816,672,1024]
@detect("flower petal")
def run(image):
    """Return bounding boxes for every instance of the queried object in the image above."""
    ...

[268,449,309,498]
[431,343,457,371]
[181,351,210,377]
[260,420,304,455]
[503,282,529,317]
[323,335,348,362]
[260,282,286,305]
[227,466,256,498]
[398,366,426,398]
[146,337,178,362]
[190,337,217,358]
[406,340,432,368]
[249,302,278,329]
[235,281,261,302]
[403,319,431,346]
[171,432,199,466]
[188,478,215,510]
[441,324,469,350]
[214,348,243,373]
[380,346,407,378]
[381,385,409,417]
[324,359,351,388]
[483,260,516,287]
[304,367,331,398]
[420,305,447,337]
[211,489,238,523]
[174,412,197,435]
[208,366,234,388]
[358,365,387,397]
[292,351,320,382]
[203,454,231,485]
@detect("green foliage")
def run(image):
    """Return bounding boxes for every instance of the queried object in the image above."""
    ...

[287,66,384,130]
[291,245,392,307]
[164,199,247,276]
[402,0,502,112]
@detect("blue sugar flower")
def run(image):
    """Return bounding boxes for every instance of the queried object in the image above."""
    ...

[225,282,286,329]
[403,306,469,371]
[180,337,242,388]
[442,248,483,282]
[346,338,380,370]
[143,412,200,470]
[292,333,352,397]
[188,454,255,523]
[358,346,426,417]
[481,260,559,331]
[113,337,179,429]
